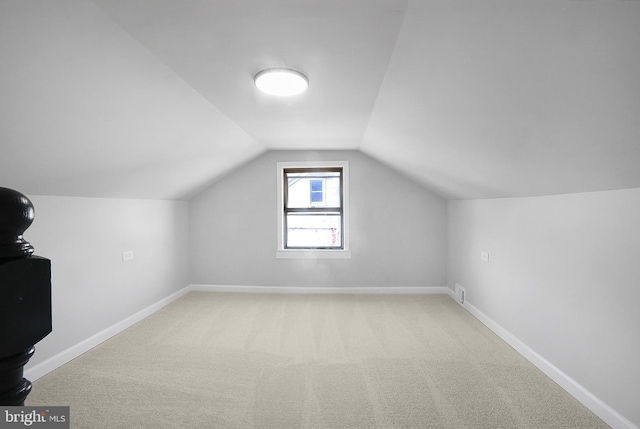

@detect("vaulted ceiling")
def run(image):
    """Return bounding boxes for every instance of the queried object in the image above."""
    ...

[1,0,639,200]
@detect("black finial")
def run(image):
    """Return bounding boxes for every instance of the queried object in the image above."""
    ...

[0,187,35,258]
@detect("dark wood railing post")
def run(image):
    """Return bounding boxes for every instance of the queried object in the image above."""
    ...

[0,187,52,405]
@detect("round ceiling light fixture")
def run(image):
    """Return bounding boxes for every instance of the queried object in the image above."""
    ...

[254,68,308,96]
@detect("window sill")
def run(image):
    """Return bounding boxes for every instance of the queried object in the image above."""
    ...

[276,250,352,260]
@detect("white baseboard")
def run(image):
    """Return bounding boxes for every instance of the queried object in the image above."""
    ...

[189,284,450,295]
[24,285,192,382]
[462,299,638,429]
[446,286,457,301]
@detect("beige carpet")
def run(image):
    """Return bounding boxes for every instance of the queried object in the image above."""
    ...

[28,292,608,428]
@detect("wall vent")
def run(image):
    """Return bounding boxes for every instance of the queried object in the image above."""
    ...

[455,284,466,306]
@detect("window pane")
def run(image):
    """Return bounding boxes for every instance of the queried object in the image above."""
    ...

[310,180,323,192]
[286,172,341,208]
[310,179,324,203]
[286,213,341,248]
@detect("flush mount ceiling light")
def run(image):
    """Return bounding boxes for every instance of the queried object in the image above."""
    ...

[254,68,308,96]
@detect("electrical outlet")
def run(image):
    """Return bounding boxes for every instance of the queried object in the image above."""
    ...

[480,251,489,262]
[122,250,134,262]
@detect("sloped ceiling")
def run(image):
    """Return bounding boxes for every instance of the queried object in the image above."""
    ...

[363,0,640,199]
[1,0,639,200]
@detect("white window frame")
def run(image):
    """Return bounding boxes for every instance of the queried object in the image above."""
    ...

[276,161,351,259]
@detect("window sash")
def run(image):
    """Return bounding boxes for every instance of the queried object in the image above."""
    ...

[283,167,344,249]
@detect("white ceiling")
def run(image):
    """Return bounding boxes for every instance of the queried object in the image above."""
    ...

[1,0,639,200]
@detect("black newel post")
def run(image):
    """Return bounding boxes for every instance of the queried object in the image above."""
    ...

[0,187,52,405]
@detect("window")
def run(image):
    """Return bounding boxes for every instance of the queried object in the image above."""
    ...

[284,168,341,249]
[309,179,325,205]
[277,161,350,259]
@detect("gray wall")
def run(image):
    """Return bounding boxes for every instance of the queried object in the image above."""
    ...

[191,150,447,288]
[24,195,190,368]
[447,188,640,428]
